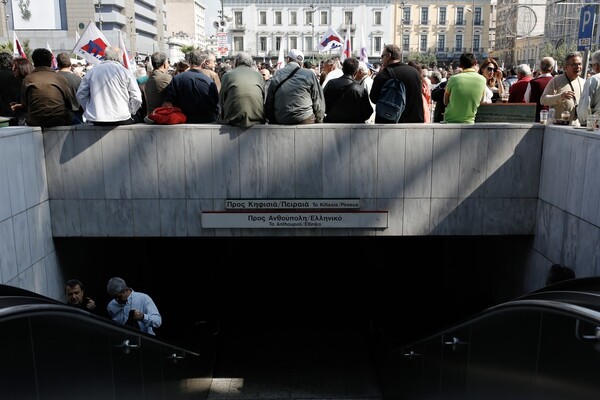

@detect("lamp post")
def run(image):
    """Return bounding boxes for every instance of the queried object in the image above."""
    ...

[95,0,103,31]
[0,0,8,42]
[310,4,316,63]
[127,16,134,54]
[400,1,405,62]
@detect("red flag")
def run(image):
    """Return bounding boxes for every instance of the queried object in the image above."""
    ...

[46,42,58,69]
[118,30,134,71]
[340,27,351,63]
[13,32,27,59]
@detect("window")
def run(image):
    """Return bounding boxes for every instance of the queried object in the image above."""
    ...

[234,11,242,26]
[290,11,297,25]
[402,7,410,23]
[305,36,314,52]
[402,34,409,50]
[474,7,482,25]
[275,36,282,51]
[437,35,445,51]
[439,7,446,25]
[305,10,314,25]
[344,11,353,25]
[457,8,465,25]
[420,7,428,25]
[259,11,266,25]
[473,34,480,51]
[290,36,298,49]
[274,11,282,25]
[320,11,327,25]
[234,36,244,51]
[374,11,381,25]
[259,37,267,52]
[374,36,382,53]
[420,34,427,51]
[456,34,463,50]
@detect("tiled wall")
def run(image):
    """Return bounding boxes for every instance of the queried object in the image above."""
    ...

[0,128,63,298]
[43,123,543,237]
[4,122,595,298]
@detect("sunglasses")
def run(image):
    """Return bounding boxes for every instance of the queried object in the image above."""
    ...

[486,66,496,72]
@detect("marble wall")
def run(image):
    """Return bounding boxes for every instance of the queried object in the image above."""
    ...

[43,123,543,237]
[0,128,63,299]
[5,122,598,298]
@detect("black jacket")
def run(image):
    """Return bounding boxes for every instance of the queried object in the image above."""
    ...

[323,75,373,123]
[370,62,424,123]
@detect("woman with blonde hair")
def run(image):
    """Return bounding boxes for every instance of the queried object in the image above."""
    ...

[478,58,505,103]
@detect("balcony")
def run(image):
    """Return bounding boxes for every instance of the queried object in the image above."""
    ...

[418,20,430,26]
[456,19,466,26]
[229,24,246,32]
[338,24,356,33]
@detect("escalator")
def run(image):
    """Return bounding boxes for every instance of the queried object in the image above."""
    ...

[0,285,215,400]
[4,278,600,399]
[382,277,600,400]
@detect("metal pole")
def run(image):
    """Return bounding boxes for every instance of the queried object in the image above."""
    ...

[471,0,475,52]
[95,0,103,31]
[1,0,8,42]
[310,4,316,63]
[400,1,405,62]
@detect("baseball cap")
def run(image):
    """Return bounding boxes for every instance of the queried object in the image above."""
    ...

[288,49,304,63]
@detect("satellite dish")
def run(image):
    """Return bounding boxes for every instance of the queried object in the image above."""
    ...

[213,20,220,29]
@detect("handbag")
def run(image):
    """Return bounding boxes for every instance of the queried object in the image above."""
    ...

[147,105,187,125]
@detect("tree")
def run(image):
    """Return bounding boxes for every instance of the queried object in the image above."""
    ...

[406,51,437,67]
[540,42,577,70]
[0,39,32,59]
[180,45,197,55]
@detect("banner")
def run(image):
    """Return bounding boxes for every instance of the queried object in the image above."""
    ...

[118,30,134,71]
[359,25,368,63]
[46,42,58,69]
[13,32,27,59]
[317,26,342,52]
[276,44,285,70]
[72,20,110,65]
[340,26,351,62]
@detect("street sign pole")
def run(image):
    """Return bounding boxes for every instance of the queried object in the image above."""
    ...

[579,5,595,77]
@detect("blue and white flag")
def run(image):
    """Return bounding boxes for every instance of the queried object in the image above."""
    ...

[317,26,342,52]
[72,20,110,65]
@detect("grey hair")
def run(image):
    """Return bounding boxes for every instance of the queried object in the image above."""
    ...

[186,50,206,67]
[516,63,531,76]
[592,50,600,67]
[104,46,123,62]
[540,57,555,73]
[234,52,254,68]
[430,70,442,83]
[150,51,167,69]
[564,51,582,65]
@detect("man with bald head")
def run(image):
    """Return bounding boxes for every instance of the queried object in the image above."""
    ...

[525,56,555,121]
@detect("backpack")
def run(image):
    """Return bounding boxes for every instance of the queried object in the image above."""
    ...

[376,73,406,123]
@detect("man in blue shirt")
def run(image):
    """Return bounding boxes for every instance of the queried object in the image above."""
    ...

[163,49,220,123]
[106,277,162,335]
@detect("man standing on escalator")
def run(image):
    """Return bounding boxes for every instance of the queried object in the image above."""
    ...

[106,277,162,335]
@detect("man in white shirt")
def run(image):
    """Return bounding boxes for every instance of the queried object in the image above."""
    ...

[77,46,142,125]
[577,50,600,125]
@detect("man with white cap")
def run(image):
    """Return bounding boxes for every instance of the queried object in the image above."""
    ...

[265,49,325,124]
[106,277,162,335]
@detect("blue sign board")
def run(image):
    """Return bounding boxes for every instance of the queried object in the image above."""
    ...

[578,5,596,51]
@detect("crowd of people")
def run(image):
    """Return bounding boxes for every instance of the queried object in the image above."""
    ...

[0,46,597,127]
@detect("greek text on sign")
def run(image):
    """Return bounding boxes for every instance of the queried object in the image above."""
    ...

[202,211,388,229]
[224,199,360,210]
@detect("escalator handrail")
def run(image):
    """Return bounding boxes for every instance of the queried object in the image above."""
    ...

[0,302,200,357]
[396,298,600,352]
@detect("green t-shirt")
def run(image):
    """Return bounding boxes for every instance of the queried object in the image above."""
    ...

[444,70,487,124]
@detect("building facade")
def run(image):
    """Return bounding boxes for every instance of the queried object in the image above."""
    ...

[217,0,395,65]
[0,0,166,59]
